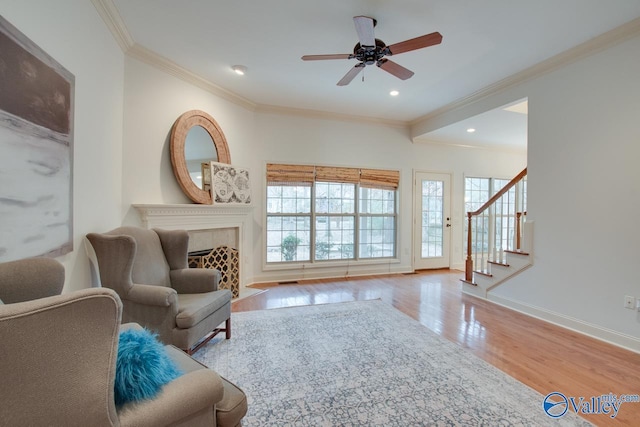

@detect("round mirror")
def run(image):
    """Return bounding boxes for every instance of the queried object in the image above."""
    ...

[170,110,231,204]
[185,125,218,190]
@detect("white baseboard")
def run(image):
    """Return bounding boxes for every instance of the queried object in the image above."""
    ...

[488,294,640,354]
[251,263,412,285]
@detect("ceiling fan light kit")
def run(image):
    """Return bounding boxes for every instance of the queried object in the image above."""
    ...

[302,15,442,86]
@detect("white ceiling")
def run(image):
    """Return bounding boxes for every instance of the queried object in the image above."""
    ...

[107,0,640,150]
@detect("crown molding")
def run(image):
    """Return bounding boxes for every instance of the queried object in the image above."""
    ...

[91,0,134,51]
[126,44,257,111]
[255,104,408,129]
[94,1,640,134]
[91,0,407,128]
[410,17,640,131]
[92,0,256,111]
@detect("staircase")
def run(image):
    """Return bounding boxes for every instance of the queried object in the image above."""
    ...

[461,168,531,298]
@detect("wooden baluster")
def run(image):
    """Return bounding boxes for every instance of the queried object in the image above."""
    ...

[516,211,522,250]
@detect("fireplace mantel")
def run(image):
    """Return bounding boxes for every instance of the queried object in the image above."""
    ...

[134,203,253,228]
[133,203,254,290]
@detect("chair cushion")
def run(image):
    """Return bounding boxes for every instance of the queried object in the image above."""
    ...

[115,328,183,406]
[175,290,231,329]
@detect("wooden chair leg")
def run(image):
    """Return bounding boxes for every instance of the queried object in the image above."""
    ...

[225,318,231,339]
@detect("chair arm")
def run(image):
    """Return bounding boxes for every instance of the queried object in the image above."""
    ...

[117,369,223,427]
[0,288,122,426]
[126,283,178,307]
[170,268,220,294]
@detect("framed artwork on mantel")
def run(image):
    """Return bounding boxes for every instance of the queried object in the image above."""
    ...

[0,15,75,262]
[210,162,251,204]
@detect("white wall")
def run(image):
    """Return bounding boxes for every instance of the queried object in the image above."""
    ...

[253,112,525,282]
[414,33,640,351]
[0,0,125,292]
[118,54,525,284]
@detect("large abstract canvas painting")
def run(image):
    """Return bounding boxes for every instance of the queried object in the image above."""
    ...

[0,15,74,262]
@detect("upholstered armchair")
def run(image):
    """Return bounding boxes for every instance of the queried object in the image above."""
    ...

[86,227,232,354]
[0,258,247,426]
[0,257,64,303]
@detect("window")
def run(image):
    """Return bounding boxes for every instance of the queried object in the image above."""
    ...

[464,176,527,256]
[315,182,355,260]
[359,187,396,258]
[266,164,398,264]
[266,185,311,262]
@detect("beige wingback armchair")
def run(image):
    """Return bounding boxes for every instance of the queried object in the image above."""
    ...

[0,258,247,426]
[0,257,64,303]
[86,227,232,354]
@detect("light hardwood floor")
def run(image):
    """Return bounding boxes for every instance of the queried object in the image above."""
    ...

[232,269,640,426]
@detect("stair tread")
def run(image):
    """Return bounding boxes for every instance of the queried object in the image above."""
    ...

[460,279,477,286]
[474,270,493,277]
[488,260,510,267]
[505,249,530,256]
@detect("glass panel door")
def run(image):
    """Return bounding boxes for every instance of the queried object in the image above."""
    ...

[414,172,451,269]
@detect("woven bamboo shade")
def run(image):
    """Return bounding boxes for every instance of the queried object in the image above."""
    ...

[266,163,315,186]
[315,166,360,183]
[360,168,400,190]
[267,163,399,190]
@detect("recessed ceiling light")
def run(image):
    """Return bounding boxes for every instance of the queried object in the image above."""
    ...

[232,65,247,75]
[390,90,399,96]
[466,128,476,133]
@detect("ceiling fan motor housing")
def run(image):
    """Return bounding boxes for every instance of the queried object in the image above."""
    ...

[353,39,389,65]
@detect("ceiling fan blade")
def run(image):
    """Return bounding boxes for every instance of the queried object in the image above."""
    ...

[353,16,376,48]
[337,63,365,86]
[387,32,443,55]
[377,59,414,80]
[301,54,352,61]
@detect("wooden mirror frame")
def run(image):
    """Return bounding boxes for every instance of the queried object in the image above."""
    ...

[170,110,231,204]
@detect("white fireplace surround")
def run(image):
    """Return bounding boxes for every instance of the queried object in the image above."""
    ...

[133,204,253,291]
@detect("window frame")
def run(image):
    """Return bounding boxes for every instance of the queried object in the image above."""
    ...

[264,164,399,267]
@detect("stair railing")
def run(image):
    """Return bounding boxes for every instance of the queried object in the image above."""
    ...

[465,168,527,282]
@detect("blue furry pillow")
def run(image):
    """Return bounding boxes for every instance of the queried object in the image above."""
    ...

[114,328,183,406]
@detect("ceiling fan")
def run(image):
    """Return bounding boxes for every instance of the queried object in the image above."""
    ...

[301,16,442,86]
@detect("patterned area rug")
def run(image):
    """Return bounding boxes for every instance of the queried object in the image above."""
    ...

[194,300,591,426]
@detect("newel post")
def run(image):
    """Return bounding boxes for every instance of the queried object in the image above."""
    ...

[465,212,473,282]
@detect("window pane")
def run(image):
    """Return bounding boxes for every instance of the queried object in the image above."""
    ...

[359,187,396,259]
[359,215,396,258]
[360,187,395,214]
[267,185,311,214]
[316,182,355,214]
[315,216,355,260]
[266,215,311,262]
